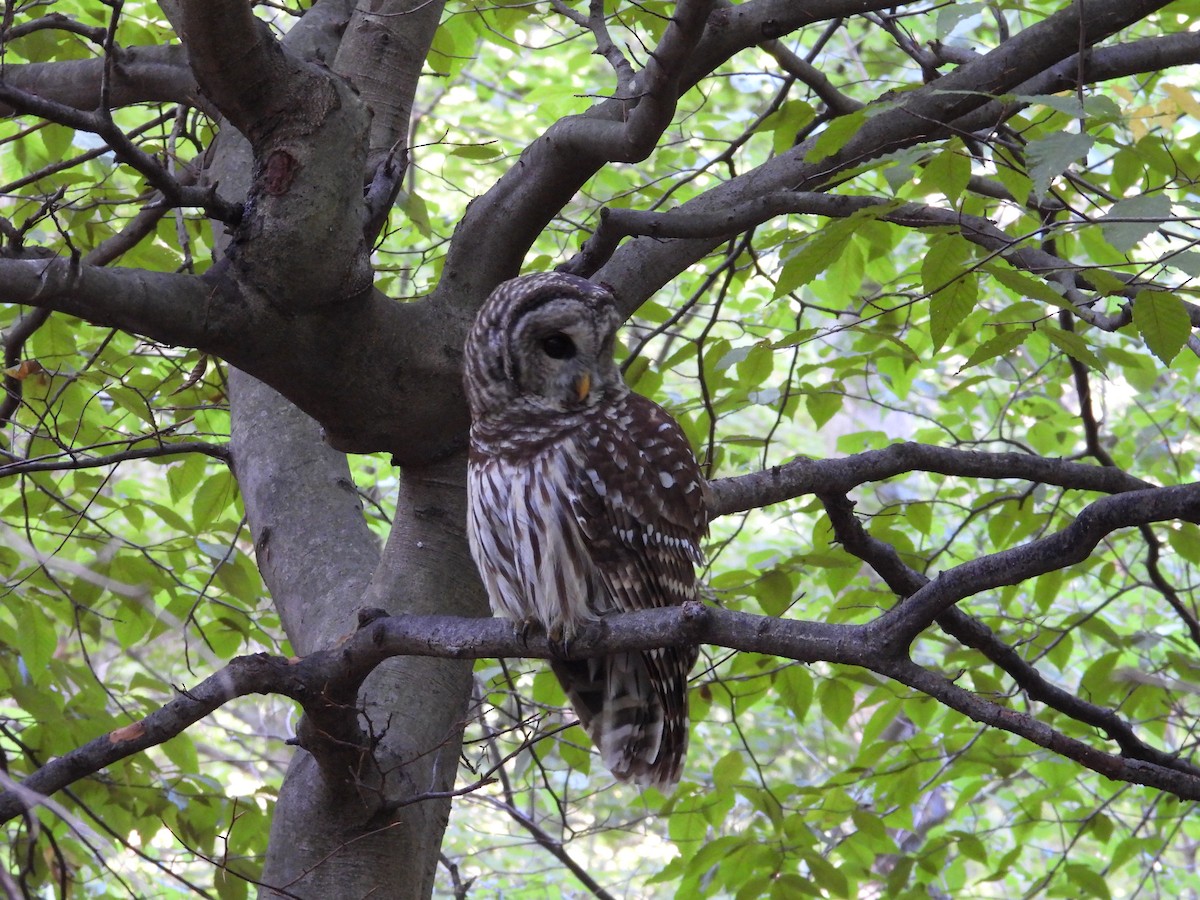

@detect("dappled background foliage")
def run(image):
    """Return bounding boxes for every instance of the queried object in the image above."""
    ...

[3,0,1200,898]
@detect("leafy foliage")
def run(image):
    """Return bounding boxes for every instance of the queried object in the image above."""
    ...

[2,0,1200,898]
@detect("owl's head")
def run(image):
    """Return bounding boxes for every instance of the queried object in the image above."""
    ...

[464,273,627,420]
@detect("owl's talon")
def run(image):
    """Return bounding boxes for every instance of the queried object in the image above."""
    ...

[515,617,538,645]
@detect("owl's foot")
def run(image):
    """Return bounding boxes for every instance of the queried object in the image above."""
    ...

[546,623,573,659]
[514,616,541,646]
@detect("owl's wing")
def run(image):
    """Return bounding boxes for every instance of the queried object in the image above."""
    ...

[570,391,708,613]
[560,391,708,786]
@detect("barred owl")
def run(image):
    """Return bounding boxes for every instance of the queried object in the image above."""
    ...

[463,272,708,788]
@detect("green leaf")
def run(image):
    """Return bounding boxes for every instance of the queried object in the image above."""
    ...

[817,678,854,729]
[774,219,857,297]
[762,99,816,155]
[755,568,794,616]
[805,110,867,163]
[192,471,235,530]
[777,665,813,722]
[1026,131,1094,198]
[1132,290,1190,365]
[712,751,745,792]
[959,329,1029,370]
[448,143,501,160]
[919,143,971,202]
[106,386,157,427]
[1100,194,1171,253]
[21,606,58,681]
[1064,863,1112,900]
[922,235,977,351]
[806,389,843,428]
[1042,326,1105,371]
[985,265,1074,310]
[402,191,431,237]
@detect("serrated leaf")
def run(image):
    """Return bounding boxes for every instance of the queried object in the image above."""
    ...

[985,265,1073,309]
[762,99,815,155]
[1064,863,1112,900]
[755,569,793,616]
[1026,131,1094,198]
[774,219,856,297]
[1168,523,1200,564]
[22,607,57,681]
[106,386,157,427]
[817,678,854,728]
[905,502,932,535]
[1043,326,1105,371]
[712,751,744,792]
[921,233,970,295]
[936,2,983,38]
[1169,251,1200,277]
[777,665,813,721]
[1163,83,1200,119]
[737,343,774,387]
[1132,290,1189,365]
[960,329,1029,370]
[928,268,977,352]
[1100,194,1171,253]
[402,191,431,237]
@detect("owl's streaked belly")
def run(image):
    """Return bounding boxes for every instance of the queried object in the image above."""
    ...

[467,436,605,639]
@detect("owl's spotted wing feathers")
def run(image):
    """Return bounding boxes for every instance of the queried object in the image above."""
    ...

[557,393,706,785]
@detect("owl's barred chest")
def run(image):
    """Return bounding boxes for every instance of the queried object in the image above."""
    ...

[468,397,635,462]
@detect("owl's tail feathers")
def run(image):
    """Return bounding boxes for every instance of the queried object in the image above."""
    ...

[551,650,690,790]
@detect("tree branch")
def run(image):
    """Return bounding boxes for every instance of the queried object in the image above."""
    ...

[7,588,1200,825]
[879,483,1200,644]
[708,441,1153,517]
[594,0,1179,311]
[436,0,716,300]
[0,441,230,477]
[0,82,239,222]
[0,45,208,117]
[175,0,294,138]
[819,490,1189,771]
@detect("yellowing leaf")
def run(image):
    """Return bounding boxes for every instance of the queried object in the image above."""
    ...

[110,722,147,743]
[1163,83,1200,119]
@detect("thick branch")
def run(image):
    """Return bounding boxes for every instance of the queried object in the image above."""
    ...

[880,483,1200,644]
[6,597,1200,825]
[435,0,715,300]
[175,0,292,137]
[0,257,215,349]
[595,0,1178,310]
[708,442,1153,517]
[0,82,239,222]
[0,45,207,116]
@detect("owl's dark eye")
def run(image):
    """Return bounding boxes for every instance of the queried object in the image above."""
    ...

[540,332,576,360]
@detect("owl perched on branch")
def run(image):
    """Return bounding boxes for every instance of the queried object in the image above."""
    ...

[463,272,709,788]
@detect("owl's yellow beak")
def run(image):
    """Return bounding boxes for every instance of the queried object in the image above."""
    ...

[574,371,591,401]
